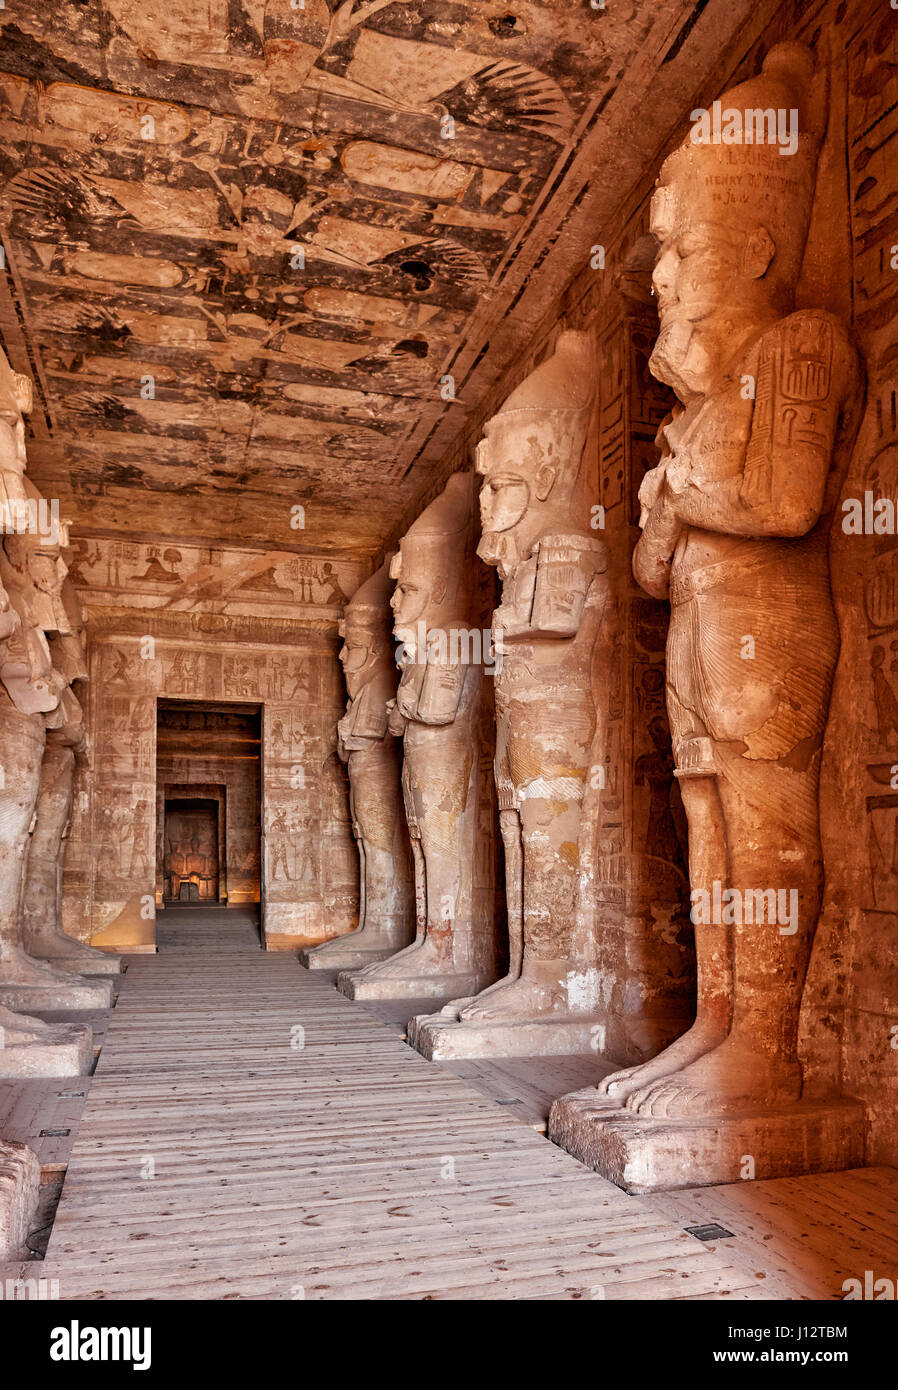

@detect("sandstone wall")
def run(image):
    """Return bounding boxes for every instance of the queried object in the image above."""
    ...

[63,538,366,951]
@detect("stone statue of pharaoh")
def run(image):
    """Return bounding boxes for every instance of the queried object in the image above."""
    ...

[601,43,862,1117]
[342,473,491,998]
[0,358,92,1074]
[0,522,91,1073]
[303,558,413,968]
[22,574,121,975]
[441,330,608,1029]
[0,356,113,1013]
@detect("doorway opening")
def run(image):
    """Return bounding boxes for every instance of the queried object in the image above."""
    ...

[163,796,221,902]
[155,700,262,918]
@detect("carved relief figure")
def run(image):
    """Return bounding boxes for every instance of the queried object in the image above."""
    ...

[302,558,413,969]
[127,800,153,878]
[436,332,608,1031]
[341,473,491,999]
[601,45,863,1117]
[269,808,290,882]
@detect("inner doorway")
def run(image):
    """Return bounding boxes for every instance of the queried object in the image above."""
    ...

[163,797,220,902]
[155,699,262,915]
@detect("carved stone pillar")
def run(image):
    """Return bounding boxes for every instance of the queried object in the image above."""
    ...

[0,350,95,1075]
[551,43,867,1190]
[339,473,496,1002]
[22,579,121,975]
[301,557,413,969]
[410,332,612,1057]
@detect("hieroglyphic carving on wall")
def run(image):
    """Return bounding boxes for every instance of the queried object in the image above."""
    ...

[815,0,898,1159]
[584,307,694,1061]
[76,618,354,950]
[68,537,363,619]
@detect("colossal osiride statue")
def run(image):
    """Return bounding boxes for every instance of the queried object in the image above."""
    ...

[550,44,867,1191]
[301,558,413,969]
[409,332,609,1059]
[0,357,113,1018]
[0,533,113,1018]
[338,473,494,1002]
[0,355,93,1076]
[22,574,121,976]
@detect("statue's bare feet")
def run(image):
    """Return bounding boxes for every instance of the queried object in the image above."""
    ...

[356,935,449,979]
[310,927,399,959]
[442,969,520,1019]
[625,1037,802,1118]
[438,994,476,1019]
[35,936,114,970]
[460,974,563,1023]
[0,952,77,987]
[0,1004,50,1044]
[597,1019,726,1103]
[309,928,365,956]
[354,935,425,977]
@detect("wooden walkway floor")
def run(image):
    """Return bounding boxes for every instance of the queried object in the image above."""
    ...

[39,908,765,1301]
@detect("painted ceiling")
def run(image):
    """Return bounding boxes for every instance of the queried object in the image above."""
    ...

[0,0,762,555]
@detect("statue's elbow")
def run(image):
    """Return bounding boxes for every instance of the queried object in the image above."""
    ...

[777,501,820,539]
[633,553,669,600]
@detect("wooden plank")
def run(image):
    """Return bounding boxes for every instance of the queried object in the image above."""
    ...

[642,1166,898,1302]
[0,1080,91,1168]
[445,1054,612,1131]
[38,912,745,1300]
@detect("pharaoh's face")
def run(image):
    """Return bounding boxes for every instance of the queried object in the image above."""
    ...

[390,573,429,646]
[0,403,25,475]
[339,620,374,697]
[651,210,741,332]
[31,550,66,601]
[649,178,775,392]
[50,631,88,685]
[475,427,532,578]
[0,575,18,646]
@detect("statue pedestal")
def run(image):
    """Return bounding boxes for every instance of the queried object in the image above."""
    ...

[547,1089,867,1194]
[0,974,114,1012]
[408,1012,605,1060]
[0,1139,40,1260]
[0,1021,93,1078]
[31,944,122,977]
[337,968,487,1004]
[299,938,401,971]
